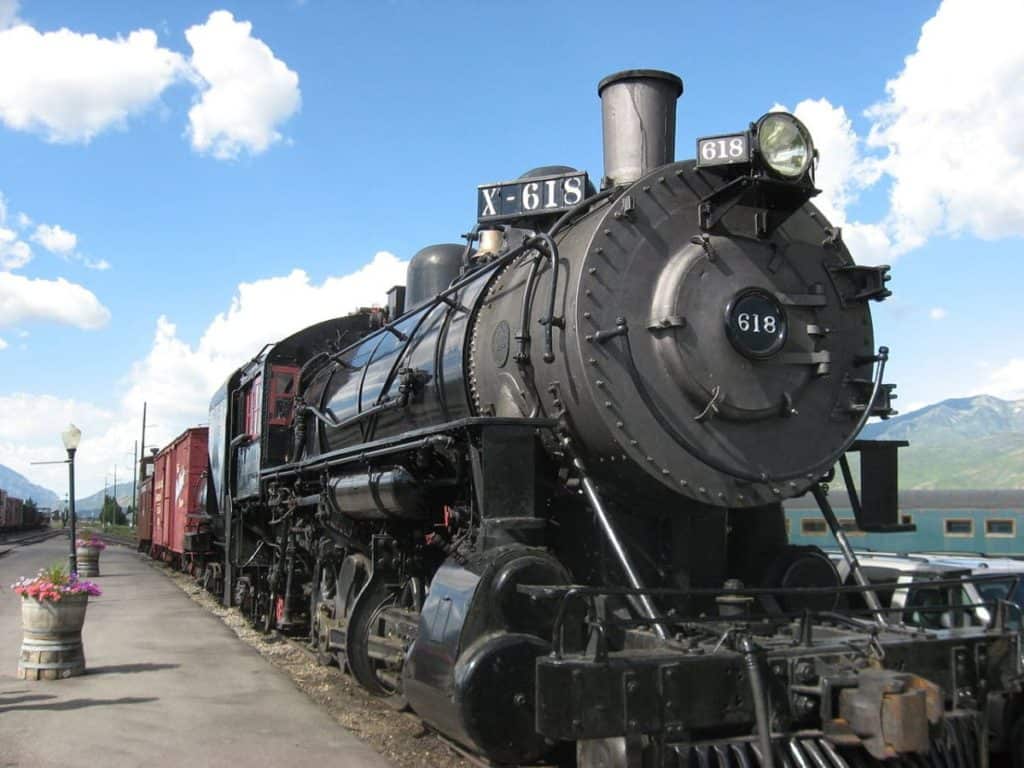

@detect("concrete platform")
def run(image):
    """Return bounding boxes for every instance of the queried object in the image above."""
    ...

[0,535,394,767]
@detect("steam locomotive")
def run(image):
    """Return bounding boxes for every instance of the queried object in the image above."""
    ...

[191,71,1024,766]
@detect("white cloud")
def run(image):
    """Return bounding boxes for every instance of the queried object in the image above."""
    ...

[770,0,1024,266]
[31,223,77,254]
[83,257,111,271]
[185,10,301,159]
[866,0,1024,252]
[1,251,406,495]
[123,251,405,421]
[0,336,7,350]
[0,23,187,143]
[15,211,31,229]
[977,358,1024,401]
[0,271,110,329]
[928,307,948,320]
[0,226,31,269]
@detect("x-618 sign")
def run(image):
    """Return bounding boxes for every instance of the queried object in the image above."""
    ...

[477,171,587,223]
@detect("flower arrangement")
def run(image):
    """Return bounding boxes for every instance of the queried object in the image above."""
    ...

[76,534,107,550]
[11,564,102,602]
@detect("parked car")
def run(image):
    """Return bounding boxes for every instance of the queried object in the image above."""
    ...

[829,552,992,628]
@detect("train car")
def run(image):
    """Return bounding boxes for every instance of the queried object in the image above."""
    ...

[150,427,210,570]
[197,70,1024,766]
[787,491,1024,556]
[1,493,24,529]
[136,453,156,552]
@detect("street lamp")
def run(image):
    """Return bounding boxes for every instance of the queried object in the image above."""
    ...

[62,423,81,574]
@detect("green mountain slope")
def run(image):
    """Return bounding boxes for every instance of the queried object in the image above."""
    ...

[849,395,1024,490]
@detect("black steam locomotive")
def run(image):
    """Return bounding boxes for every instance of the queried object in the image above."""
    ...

[199,71,1024,766]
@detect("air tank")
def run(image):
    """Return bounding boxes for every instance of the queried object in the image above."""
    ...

[405,244,464,310]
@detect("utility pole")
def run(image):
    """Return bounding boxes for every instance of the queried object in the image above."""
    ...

[131,440,138,527]
[139,401,147,527]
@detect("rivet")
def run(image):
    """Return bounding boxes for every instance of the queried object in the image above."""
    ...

[661,469,670,476]
[699,486,707,494]
[680,480,688,487]
[584,289,593,296]
[789,481,797,488]
[616,421,624,428]
[658,176,666,184]
[675,169,685,177]
[585,335,594,342]
[588,357,597,365]
[646,456,654,462]
[603,229,612,236]
[718,492,725,500]
[595,247,604,255]
[595,380,605,387]
[605,401,613,408]
[737,494,745,502]
[642,185,651,192]
[772,487,781,495]
[583,312,592,319]
[588,267,597,275]
[629,439,638,446]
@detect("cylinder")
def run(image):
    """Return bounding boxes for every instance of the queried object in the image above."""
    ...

[328,466,425,520]
[76,546,101,577]
[17,594,88,680]
[405,244,465,310]
[598,69,683,186]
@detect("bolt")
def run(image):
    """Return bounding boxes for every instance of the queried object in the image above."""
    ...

[588,267,597,275]
[513,693,527,707]
[583,312,592,319]
[629,439,638,446]
[616,421,624,428]
[627,681,639,694]
[595,379,604,387]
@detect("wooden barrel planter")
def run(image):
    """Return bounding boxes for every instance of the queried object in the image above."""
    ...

[17,593,88,680]
[76,545,101,577]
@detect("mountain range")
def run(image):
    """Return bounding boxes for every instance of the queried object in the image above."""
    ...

[858,395,1024,489]
[0,464,61,508]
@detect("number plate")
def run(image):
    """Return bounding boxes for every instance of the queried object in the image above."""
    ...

[696,132,751,168]
[477,171,588,223]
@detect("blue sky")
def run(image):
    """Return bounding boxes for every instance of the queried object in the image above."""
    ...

[1,0,1022,495]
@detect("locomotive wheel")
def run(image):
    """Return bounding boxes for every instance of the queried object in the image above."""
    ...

[309,562,338,666]
[345,577,410,711]
[332,554,370,672]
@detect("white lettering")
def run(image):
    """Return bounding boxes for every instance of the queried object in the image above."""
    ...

[544,179,559,208]
[481,187,499,217]
[523,182,540,211]
[563,176,583,205]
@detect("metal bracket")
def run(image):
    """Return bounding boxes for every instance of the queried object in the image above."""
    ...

[827,263,892,307]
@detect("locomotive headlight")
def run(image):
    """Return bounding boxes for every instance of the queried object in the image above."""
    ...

[756,113,813,179]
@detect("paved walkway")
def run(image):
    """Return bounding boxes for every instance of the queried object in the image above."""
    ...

[0,535,393,767]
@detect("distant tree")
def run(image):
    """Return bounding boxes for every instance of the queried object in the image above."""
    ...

[24,498,38,515]
[100,494,127,526]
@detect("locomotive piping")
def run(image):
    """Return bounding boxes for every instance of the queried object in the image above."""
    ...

[566,436,669,639]
[738,635,776,768]
[811,483,886,626]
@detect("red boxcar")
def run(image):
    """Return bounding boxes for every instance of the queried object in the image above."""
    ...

[150,427,209,567]
[1,492,24,529]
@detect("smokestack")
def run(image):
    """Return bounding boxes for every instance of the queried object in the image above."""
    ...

[598,69,683,187]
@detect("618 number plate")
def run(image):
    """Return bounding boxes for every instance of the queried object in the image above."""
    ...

[696,132,750,168]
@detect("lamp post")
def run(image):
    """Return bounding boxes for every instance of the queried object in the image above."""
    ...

[62,424,81,575]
